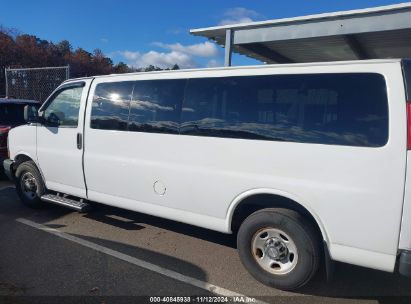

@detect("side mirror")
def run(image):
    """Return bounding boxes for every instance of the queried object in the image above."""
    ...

[24,105,39,123]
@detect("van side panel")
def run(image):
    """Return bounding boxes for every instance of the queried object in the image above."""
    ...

[83,62,407,273]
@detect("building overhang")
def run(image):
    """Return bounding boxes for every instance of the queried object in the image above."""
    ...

[190,3,411,65]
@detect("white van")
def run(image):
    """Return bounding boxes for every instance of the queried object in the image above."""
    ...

[4,59,411,290]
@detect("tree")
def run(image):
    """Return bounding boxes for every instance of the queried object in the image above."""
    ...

[0,30,16,96]
[113,62,131,74]
[91,49,113,75]
[70,48,92,77]
[0,31,17,67]
[144,65,163,72]
[0,25,184,97]
[56,40,72,57]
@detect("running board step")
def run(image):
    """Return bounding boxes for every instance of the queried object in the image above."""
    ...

[41,194,90,212]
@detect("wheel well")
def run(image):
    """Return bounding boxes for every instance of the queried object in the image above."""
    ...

[14,154,33,167]
[230,193,323,241]
[13,155,35,176]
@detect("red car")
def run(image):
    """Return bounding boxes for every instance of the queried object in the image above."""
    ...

[0,98,40,173]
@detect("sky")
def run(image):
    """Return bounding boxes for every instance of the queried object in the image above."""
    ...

[0,0,408,68]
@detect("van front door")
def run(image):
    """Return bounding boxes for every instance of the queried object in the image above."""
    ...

[36,81,90,198]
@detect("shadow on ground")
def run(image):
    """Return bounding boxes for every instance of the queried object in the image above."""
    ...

[84,203,237,249]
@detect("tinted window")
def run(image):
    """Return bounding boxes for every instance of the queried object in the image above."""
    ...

[181,74,388,147]
[403,60,411,101]
[129,79,186,134]
[91,82,134,131]
[44,86,83,127]
[0,104,39,126]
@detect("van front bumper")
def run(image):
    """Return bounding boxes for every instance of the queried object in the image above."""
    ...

[2,159,14,181]
[400,250,411,278]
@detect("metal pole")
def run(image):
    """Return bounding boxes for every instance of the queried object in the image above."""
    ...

[224,29,233,67]
[66,65,70,79]
[4,68,8,97]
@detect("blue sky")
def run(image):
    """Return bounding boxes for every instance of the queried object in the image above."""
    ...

[0,0,407,68]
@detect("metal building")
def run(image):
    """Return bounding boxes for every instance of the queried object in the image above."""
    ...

[190,3,411,66]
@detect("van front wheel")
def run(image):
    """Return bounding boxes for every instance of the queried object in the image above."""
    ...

[15,161,46,209]
[237,208,320,290]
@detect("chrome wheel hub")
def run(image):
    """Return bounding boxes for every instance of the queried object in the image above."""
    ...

[251,228,298,275]
[265,237,288,260]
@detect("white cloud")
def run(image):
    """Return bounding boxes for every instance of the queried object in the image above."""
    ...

[100,38,109,43]
[137,50,195,69]
[115,41,221,69]
[220,17,254,25]
[153,41,218,57]
[206,59,222,68]
[120,50,140,61]
[219,7,261,25]
[117,50,195,69]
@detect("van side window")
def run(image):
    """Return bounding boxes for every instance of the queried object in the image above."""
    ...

[181,74,388,147]
[44,86,83,127]
[129,79,186,134]
[91,82,134,131]
[403,60,411,101]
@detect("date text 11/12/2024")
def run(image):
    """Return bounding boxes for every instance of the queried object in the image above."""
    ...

[149,296,257,303]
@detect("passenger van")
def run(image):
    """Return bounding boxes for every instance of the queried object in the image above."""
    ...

[4,59,411,290]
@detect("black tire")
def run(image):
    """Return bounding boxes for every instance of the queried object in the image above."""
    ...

[237,208,320,290]
[0,169,7,180]
[15,161,46,208]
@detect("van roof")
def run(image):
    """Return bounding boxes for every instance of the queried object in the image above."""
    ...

[64,58,405,83]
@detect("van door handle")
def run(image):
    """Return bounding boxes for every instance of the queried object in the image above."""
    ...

[77,133,82,150]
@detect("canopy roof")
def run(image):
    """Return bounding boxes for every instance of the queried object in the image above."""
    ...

[190,3,411,65]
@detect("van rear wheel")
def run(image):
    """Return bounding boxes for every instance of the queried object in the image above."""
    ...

[15,161,46,209]
[237,208,320,290]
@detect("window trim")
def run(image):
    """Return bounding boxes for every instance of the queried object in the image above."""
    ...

[39,81,85,128]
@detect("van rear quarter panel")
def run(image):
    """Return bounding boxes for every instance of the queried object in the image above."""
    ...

[83,61,407,272]
[400,61,411,251]
[400,152,411,250]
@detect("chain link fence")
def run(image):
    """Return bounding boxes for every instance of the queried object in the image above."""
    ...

[5,66,70,102]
